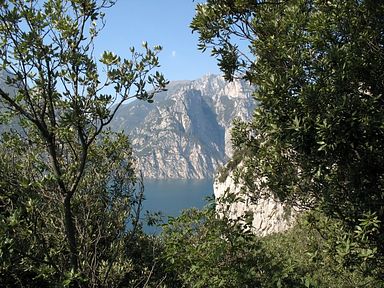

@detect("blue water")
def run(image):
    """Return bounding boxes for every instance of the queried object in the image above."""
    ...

[141,179,214,233]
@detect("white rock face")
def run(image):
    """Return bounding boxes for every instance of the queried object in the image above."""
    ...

[110,74,255,179]
[214,167,298,236]
[191,75,255,158]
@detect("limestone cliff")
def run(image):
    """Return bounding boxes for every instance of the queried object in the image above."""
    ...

[214,163,299,236]
[110,74,254,179]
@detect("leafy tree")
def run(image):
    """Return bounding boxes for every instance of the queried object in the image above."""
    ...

[162,206,268,288]
[1,131,141,286]
[192,0,384,282]
[261,210,384,288]
[0,0,167,286]
[161,203,383,287]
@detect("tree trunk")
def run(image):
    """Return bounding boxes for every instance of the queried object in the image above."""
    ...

[64,195,79,273]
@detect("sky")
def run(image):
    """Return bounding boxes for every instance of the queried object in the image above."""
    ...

[95,0,220,81]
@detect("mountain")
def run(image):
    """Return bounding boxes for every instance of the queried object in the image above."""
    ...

[0,70,21,133]
[110,74,255,179]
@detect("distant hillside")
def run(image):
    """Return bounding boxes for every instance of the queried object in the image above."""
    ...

[0,70,21,133]
[110,74,255,179]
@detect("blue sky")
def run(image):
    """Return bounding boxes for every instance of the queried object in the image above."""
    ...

[95,0,220,81]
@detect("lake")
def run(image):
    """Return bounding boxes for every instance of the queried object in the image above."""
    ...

[141,179,214,233]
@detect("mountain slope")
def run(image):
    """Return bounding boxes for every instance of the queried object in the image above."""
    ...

[0,70,22,133]
[110,74,255,179]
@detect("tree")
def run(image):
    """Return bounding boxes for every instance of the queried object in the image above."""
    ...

[0,0,167,286]
[0,130,144,286]
[192,0,384,281]
[162,207,268,288]
[162,205,383,288]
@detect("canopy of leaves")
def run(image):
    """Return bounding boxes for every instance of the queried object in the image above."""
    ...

[0,0,168,286]
[161,205,383,287]
[192,0,384,281]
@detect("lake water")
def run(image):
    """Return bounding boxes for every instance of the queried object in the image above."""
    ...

[141,179,214,233]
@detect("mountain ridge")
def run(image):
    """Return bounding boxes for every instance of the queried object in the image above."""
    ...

[110,74,255,179]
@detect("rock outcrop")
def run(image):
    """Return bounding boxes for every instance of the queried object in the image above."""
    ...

[214,163,299,236]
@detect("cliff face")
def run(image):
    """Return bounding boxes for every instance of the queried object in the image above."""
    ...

[110,74,254,179]
[214,163,299,236]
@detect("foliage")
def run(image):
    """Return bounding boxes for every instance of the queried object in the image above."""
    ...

[192,0,384,281]
[161,204,384,288]
[0,0,167,286]
[261,210,384,288]
[0,128,160,286]
[161,206,266,288]
[303,210,383,285]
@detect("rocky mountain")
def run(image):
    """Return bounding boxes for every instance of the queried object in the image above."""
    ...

[0,71,21,133]
[110,74,255,179]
